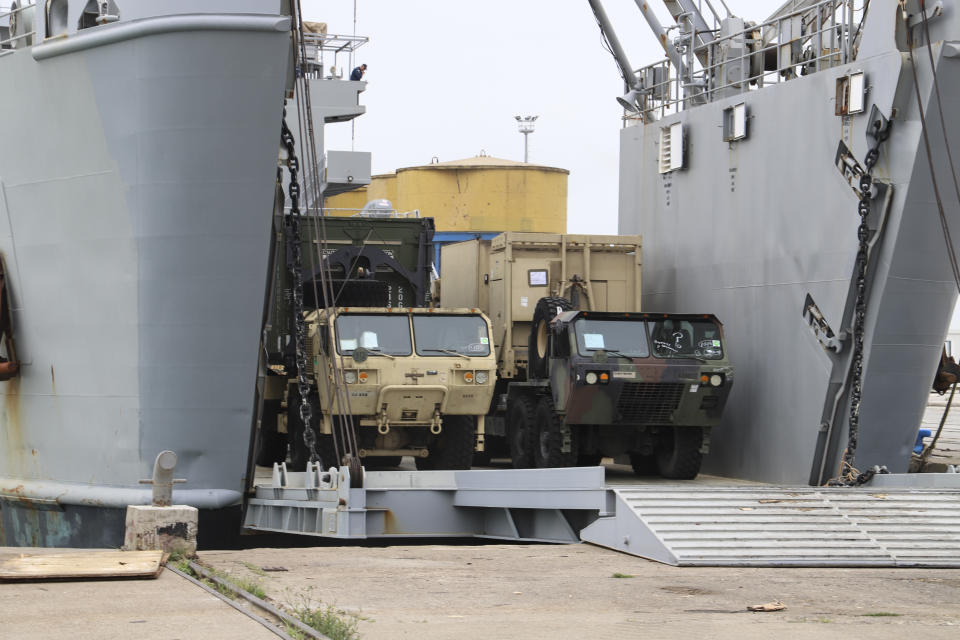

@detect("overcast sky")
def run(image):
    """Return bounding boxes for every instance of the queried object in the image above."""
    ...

[302,0,771,234]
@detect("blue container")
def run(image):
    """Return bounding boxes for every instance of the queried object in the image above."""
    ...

[432,231,500,275]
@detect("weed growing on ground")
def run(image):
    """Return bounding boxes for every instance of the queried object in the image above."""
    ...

[862,612,901,617]
[175,561,267,601]
[285,588,360,640]
[611,572,635,579]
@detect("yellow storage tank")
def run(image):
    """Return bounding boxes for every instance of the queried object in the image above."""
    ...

[324,186,368,214]
[324,155,568,232]
[395,155,567,232]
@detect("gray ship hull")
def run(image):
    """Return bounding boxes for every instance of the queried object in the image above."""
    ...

[619,7,960,483]
[0,13,290,545]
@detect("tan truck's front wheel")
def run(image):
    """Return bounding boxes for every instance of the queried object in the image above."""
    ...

[416,415,476,470]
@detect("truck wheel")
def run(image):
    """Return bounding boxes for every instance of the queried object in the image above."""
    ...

[416,415,475,471]
[316,433,339,470]
[656,427,703,479]
[629,453,658,476]
[472,451,493,466]
[534,396,577,468]
[577,453,603,467]
[528,297,572,378]
[508,396,536,468]
[255,400,287,467]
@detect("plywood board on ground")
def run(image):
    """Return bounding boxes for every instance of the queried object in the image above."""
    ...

[0,550,165,581]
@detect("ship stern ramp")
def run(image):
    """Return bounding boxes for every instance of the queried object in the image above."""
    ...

[618,36,960,486]
[244,467,960,568]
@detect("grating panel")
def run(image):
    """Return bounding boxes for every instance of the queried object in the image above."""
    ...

[592,486,960,567]
[617,382,685,423]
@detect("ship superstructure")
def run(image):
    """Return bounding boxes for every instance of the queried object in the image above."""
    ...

[592,0,960,483]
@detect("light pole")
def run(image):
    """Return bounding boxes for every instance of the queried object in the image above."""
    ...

[515,115,538,163]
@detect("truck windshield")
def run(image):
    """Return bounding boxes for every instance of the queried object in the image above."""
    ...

[574,319,650,357]
[648,318,724,360]
[412,315,490,356]
[335,314,412,356]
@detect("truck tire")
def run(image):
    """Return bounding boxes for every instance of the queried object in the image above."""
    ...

[416,415,475,471]
[577,453,603,467]
[629,453,658,476]
[508,395,537,468]
[656,427,704,479]
[255,400,287,467]
[528,297,572,379]
[534,396,578,468]
[472,451,493,466]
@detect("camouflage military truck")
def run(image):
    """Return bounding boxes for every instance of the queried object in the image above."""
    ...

[439,232,734,478]
[514,303,733,478]
[285,306,497,471]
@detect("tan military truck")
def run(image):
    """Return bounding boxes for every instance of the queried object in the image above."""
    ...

[439,232,734,478]
[285,306,497,471]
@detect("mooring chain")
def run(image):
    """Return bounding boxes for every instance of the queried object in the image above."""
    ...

[281,116,320,466]
[838,118,892,485]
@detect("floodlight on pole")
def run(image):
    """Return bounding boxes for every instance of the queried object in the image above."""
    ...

[514,115,538,163]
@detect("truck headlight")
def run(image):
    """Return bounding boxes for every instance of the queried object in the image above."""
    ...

[710,374,723,387]
[585,372,598,385]
[344,370,357,384]
[475,371,488,384]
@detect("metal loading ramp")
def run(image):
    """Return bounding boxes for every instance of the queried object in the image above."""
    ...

[578,486,960,567]
[244,465,960,568]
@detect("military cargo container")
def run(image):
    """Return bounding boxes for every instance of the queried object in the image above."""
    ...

[439,232,733,478]
[439,232,643,377]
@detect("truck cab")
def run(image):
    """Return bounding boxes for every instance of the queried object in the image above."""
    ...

[288,307,496,470]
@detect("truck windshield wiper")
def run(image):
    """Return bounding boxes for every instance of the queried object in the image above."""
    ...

[365,348,396,360]
[587,347,633,359]
[422,348,469,360]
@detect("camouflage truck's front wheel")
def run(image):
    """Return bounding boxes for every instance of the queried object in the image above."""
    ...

[534,396,578,468]
[656,427,703,479]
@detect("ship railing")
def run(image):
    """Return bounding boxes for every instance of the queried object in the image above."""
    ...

[630,0,862,120]
[298,31,369,80]
[0,2,35,56]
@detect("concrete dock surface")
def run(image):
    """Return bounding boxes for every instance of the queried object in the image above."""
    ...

[199,542,960,640]
[2,536,960,640]
[0,548,277,639]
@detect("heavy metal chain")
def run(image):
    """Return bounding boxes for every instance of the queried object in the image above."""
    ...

[281,116,320,465]
[840,119,891,485]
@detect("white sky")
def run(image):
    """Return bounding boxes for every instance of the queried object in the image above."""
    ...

[302,0,772,234]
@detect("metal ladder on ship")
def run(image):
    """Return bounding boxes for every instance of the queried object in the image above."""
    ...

[242,465,960,568]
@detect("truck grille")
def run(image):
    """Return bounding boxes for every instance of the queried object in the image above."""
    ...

[617,383,685,424]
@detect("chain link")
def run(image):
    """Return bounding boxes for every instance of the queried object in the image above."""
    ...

[838,119,891,485]
[280,116,320,466]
